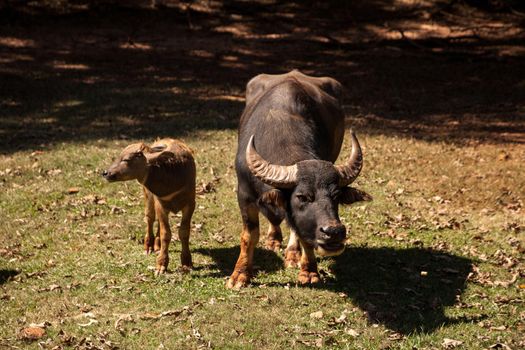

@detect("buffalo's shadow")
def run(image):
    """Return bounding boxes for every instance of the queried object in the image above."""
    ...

[196,244,473,334]
[0,269,19,285]
[194,246,282,278]
[327,246,474,334]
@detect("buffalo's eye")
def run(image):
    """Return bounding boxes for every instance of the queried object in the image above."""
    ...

[296,194,312,203]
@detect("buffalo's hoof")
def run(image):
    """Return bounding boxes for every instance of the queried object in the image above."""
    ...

[265,239,282,253]
[298,270,320,285]
[226,271,250,290]
[179,265,192,274]
[181,254,193,270]
[284,248,301,268]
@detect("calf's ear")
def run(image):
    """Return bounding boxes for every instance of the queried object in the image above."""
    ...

[340,187,372,205]
[258,189,286,223]
[150,144,167,153]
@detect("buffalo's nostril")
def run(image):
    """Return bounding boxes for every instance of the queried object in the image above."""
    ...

[320,225,346,241]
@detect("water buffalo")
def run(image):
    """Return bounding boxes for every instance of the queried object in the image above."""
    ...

[102,138,196,275]
[228,70,371,289]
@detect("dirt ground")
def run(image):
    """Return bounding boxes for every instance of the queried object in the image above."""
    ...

[0,0,524,152]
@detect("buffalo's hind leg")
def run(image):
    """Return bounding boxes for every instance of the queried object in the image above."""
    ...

[265,224,282,253]
[227,203,259,289]
[258,189,285,252]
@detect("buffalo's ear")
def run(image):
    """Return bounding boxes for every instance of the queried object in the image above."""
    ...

[258,189,286,223]
[340,187,372,205]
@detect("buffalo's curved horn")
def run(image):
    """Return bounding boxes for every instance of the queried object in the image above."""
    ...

[336,130,363,186]
[245,135,298,188]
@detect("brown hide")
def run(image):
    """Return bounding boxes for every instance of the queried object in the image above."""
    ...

[144,139,196,199]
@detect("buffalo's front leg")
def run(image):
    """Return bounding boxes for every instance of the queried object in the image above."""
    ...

[265,224,282,252]
[284,228,301,268]
[143,188,156,254]
[154,200,171,276]
[178,202,195,270]
[297,242,320,284]
[227,204,259,289]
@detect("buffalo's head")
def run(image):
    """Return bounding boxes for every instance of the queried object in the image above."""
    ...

[246,131,371,256]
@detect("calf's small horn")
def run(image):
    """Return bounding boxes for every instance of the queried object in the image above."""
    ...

[336,130,363,186]
[246,135,298,188]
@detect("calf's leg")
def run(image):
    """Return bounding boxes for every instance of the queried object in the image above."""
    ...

[178,202,194,269]
[143,188,156,254]
[154,199,171,276]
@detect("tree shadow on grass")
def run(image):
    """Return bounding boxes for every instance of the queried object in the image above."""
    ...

[196,244,474,334]
[194,246,283,278]
[326,246,475,334]
[0,269,19,285]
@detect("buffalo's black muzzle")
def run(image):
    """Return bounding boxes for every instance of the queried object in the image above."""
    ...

[319,224,346,242]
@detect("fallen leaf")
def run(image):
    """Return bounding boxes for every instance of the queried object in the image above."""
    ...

[78,319,98,327]
[19,327,46,340]
[489,343,512,349]
[346,328,359,337]
[494,272,519,287]
[67,187,80,194]
[29,321,51,328]
[114,314,133,333]
[442,338,463,348]
[310,311,324,319]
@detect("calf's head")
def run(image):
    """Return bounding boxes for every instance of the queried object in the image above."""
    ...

[102,143,148,183]
[246,131,371,257]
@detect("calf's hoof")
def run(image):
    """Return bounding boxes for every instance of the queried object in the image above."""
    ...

[144,239,155,255]
[155,255,169,276]
[284,248,301,268]
[154,265,167,276]
[226,271,250,290]
[265,239,282,253]
[298,270,320,285]
[154,237,161,252]
[144,247,155,255]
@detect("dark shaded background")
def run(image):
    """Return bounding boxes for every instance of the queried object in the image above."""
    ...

[0,0,524,153]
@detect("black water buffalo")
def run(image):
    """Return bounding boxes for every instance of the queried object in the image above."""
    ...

[227,70,371,289]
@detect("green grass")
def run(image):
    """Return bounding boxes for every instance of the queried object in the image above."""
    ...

[1,126,523,349]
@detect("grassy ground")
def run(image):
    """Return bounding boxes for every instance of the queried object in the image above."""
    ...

[1,1,524,349]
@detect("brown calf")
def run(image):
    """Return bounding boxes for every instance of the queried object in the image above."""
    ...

[103,138,196,275]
